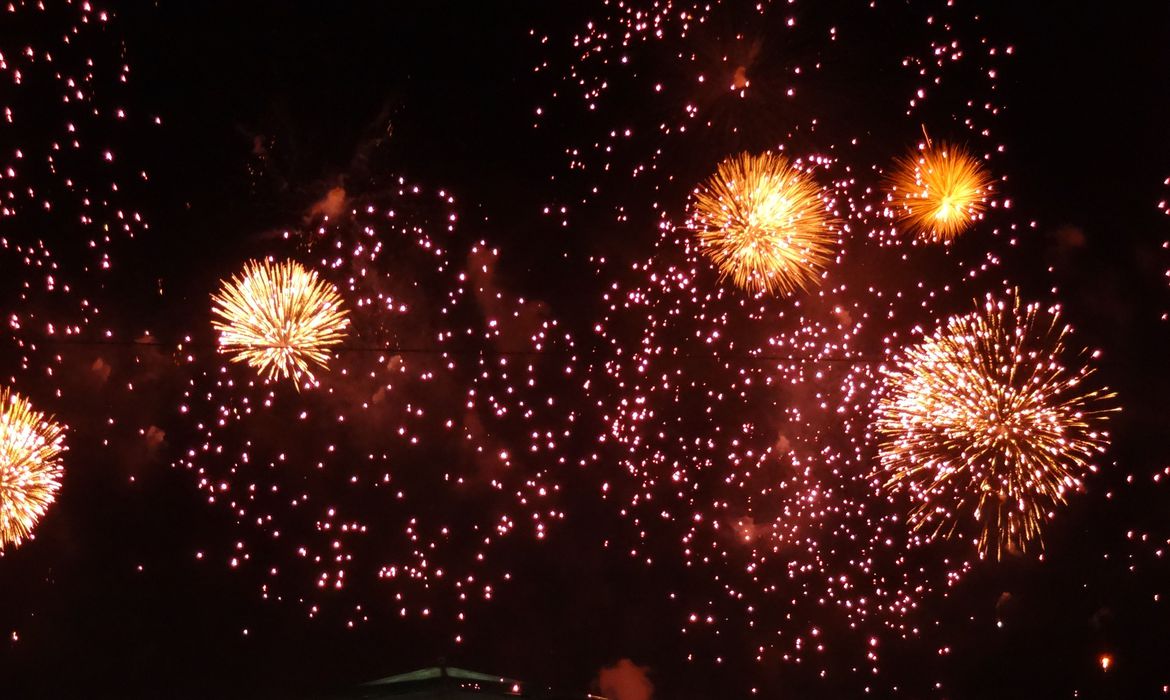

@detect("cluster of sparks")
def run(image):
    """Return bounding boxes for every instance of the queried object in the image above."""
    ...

[211,259,350,384]
[875,292,1115,559]
[887,142,992,243]
[4,1,1165,697]
[0,388,65,549]
[0,0,152,560]
[690,152,839,295]
[177,183,578,631]
[534,0,1056,687]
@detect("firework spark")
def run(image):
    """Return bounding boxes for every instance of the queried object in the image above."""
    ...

[211,260,350,383]
[0,388,66,549]
[875,292,1115,558]
[690,152,838,295]
[551,1,1020,682]
[887,142,992,243]
[179,182,578,631]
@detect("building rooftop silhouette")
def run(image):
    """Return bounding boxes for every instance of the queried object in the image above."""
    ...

[332,664,607,700]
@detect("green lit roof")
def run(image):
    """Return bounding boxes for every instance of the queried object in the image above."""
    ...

[365,667,519,687]
[336,664,606,700]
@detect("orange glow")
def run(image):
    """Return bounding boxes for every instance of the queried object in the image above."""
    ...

[888,142,992,242]
[211,259,350,383]
[690,152,838,295]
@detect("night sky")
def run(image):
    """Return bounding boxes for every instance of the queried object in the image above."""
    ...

[1,1,1169,698]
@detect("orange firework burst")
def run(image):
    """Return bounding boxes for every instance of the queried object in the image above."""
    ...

[0,388,66,549]
[690,152,838,295]
[887,141,992,242]
[211,259,350,383]
[874,292,1115,559]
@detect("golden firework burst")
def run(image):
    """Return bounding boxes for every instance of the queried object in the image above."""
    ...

[690,152,838,295]
[0,388,66,549]
[887,141,992,242]
[874,292,1115,559]
[211,259,350,383]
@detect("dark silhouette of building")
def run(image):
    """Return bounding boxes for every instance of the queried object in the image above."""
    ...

[332,665,606,700]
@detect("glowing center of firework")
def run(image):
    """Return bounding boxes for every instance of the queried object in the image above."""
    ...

[0,388,65,549]
[211,259,350,383]
[935,195,957,221]
[691,152,838,295]
[888,142,991,243]
[874,293,1114,559]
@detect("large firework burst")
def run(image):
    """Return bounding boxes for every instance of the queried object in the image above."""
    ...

[875,292,1115,558]
[887,142,992,243]
[211,259,350,383]
[0,388,66,549]
[690,152,838,295]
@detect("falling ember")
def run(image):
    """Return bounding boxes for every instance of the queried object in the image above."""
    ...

[874,291,1116,559]
[887,141,992,243]
[211,259,350,383]
[689,152,839,295]
[0,388,66,549]
[1099,654,1113,671]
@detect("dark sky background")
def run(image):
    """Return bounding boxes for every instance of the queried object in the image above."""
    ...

[1,1,1169,698]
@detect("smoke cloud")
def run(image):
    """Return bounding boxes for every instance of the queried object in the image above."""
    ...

[306,185,348,220]
[597,659,653,700]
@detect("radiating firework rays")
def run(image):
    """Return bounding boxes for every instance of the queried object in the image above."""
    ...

[887,142,992,243]
[875,292,1115,558]
[690,152,839,295]
[0,388,66,549]
[211,260,350,383]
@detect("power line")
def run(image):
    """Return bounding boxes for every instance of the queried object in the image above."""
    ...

[12,335,887,363]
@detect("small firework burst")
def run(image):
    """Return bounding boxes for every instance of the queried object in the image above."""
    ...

[690,152,838,295]
[211,259,350,383]
[875,292,1115,558]
[888,142,992,243]
[0,388,66,549]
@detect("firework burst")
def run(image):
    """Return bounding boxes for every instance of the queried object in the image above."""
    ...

[177,182,579,630]
[887,142,992,243]
[875,292,1115,558]
[211,260,350,383]
[551,0,1022,682]
[0,388,66,549]
[690,152,839,295]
